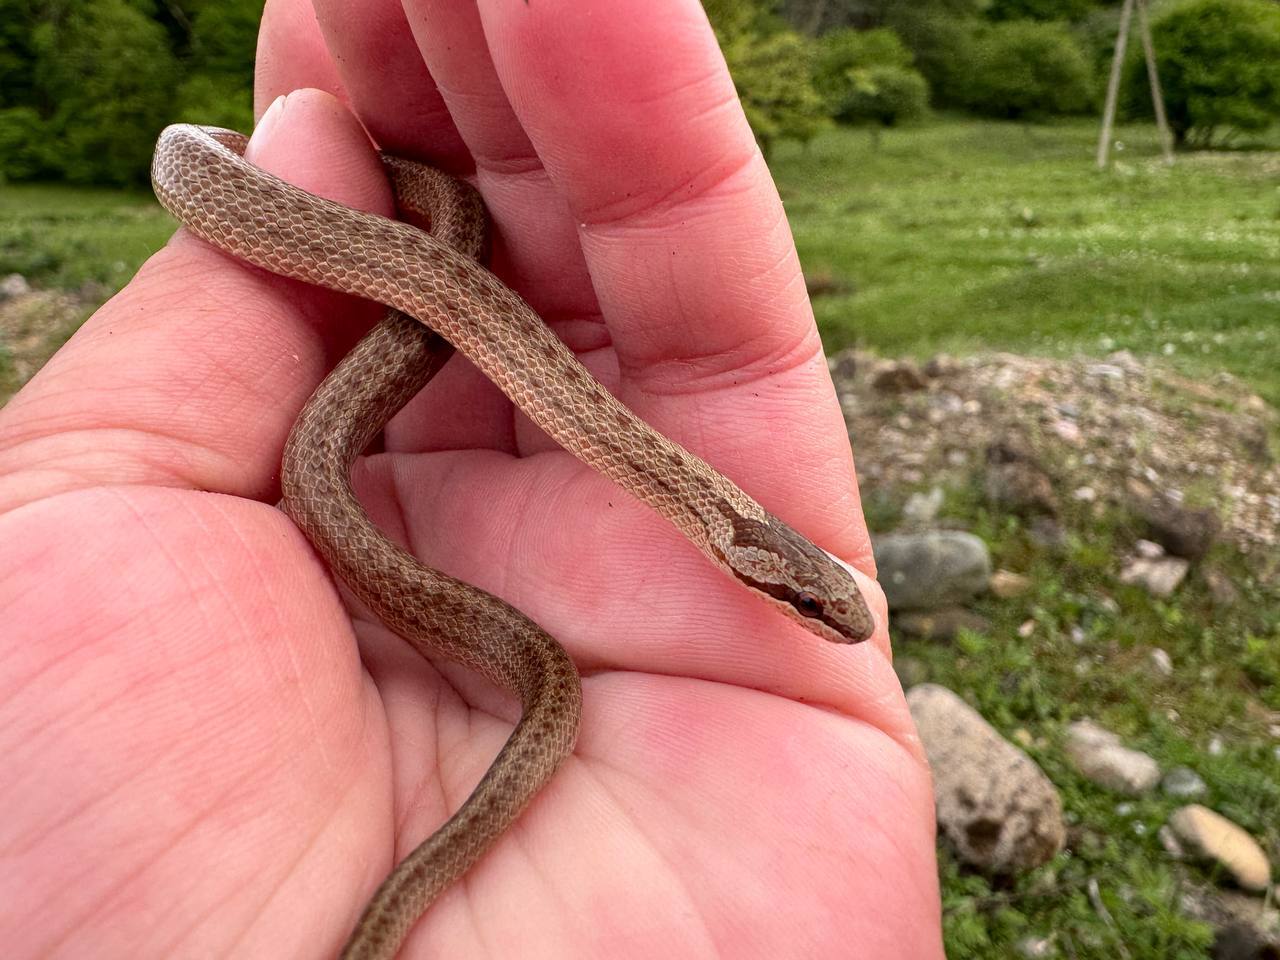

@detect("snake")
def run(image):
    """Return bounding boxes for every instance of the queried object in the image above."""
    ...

[151,124,874,960]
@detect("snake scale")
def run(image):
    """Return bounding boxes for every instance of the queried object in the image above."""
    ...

[151,124,873,959]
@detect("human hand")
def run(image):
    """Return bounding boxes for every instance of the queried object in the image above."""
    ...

[0,1,941,957]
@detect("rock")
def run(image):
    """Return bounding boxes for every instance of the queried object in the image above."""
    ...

[0,273,31,300]
[1049,418,1082,445]
[990,569,1033,599]
[1120,555,1190,598]
[1189,891,1280,960]
[1136,538,1166,559]
[984,442,1060,517]
[1015,935,1057,958]
[1028,517,1067,549]
[1169,805,1272,892]
[1065,720,1161,794]
[873,531,992,611]
[1163,766,1208,799]
[1213,922,1280,960]
[922,354,955,378]
[1151,648,1174,676]
[1086,362,1126,381]
[871,360,928,393]
[894,607,991,641]
[902,486,945,526]
[1140,499,1221,562]
[1204,567,1241,607]
[829,351,858,383]
[908,684,1065,873]
[1073,485,1097,503]
[893,655,929,689]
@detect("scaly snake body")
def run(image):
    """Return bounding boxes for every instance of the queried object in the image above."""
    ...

[151,124,872,959]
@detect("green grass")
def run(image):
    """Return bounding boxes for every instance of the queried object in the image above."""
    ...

[0,182,175,291]
[773,118,1280,404]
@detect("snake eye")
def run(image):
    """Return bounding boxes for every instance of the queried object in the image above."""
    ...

[794,592,823,618]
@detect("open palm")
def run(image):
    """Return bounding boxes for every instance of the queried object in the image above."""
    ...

[0,1,941,957]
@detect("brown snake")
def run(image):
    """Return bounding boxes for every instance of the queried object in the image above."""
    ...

[151,124,874,959]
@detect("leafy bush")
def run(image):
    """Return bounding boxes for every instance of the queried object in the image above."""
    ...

[814,29,928,131]
[986,0,1103,22]
[720,28,829,155]
[0,107,53,180]
[177,74,253,133]
[962,20,1095,118]
[30,0,177,184]
[879,11,983,109]
[1125,0,1280,146]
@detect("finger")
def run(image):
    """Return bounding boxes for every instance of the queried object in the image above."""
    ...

[308,0,471,168]
[256,0,347,119]
[403,0,616,462]
[475,0,868,562]
[265,0,522,456]
[0,91,392,513]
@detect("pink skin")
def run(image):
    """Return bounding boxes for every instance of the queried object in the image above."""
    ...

[0,1,942,957]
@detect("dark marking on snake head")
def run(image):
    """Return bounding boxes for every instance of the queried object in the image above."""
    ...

[719,506,873,643]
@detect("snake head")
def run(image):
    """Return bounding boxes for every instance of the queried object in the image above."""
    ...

[719,510,875,644]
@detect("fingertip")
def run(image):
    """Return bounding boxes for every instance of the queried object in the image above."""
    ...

[245,88,394,221]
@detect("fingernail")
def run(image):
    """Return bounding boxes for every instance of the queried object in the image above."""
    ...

[253,94,287,144]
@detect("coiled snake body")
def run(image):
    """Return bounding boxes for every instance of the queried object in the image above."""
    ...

[151,124,873,959]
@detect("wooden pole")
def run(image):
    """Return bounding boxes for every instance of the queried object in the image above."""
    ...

[1136,0,1175,164]
[1097,0,1136,169]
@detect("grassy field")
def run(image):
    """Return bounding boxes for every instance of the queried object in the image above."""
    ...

[3,119,1279,957]
[775,118,1280,404]
[0,182,175,292]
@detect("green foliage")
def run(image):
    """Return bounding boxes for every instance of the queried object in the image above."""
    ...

[187,1,260,77]
[707,1,829,155]
[0,0,41,108]
[1125,0,1280,146]
[880,11,984,108]
[30,0,178,185]
[0,0,260,185]
[813,29,929,131]
[962,20,1095,118]
[721,28,829,155]
[986,0,1104,22]
[0,107,54,181]
[176,74,253,133]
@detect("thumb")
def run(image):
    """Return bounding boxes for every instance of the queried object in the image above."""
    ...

[0,89,393,514]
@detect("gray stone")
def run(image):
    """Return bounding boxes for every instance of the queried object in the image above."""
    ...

[1140,498,1221,562]
[1151,648,1174,677]
[902,486,945,526]
[0,273,31,300]
[908,684,1065,874]
[1163,766,1208,799]
[894,606,991,641]
[893,655,929,689]
[1065,720,1161,795]
[871,360,928,393]
[873,531,992,611]
[1120,555,1190,598]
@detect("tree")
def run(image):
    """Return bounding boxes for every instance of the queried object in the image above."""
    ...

[721,29,829,156]
[813,29,928,141]
[706,0,830,155]
[962,20,1095,118]
[28,0,178,184]
[1125,0,1280,146]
